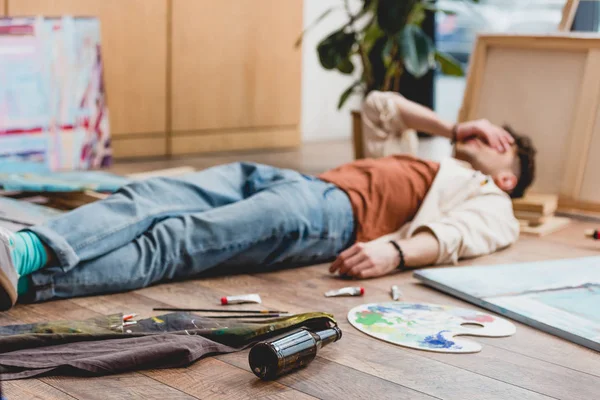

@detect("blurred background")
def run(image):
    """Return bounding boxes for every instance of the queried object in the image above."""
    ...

[0,0,598,174]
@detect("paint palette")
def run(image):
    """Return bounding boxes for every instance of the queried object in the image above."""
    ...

[347,302,516,353]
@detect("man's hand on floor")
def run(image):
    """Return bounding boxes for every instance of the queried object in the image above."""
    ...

[456,119,514,152]
[329,242,400,279]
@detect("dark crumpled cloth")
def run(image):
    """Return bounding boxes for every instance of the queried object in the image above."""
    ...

[0,312,336,380]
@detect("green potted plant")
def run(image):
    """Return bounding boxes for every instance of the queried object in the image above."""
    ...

[298,0,479,157]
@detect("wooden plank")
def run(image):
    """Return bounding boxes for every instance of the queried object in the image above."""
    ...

[73,284,433,399]
[559,0,580,31]
[143,358,318,400]
[218,352,436,400]
[459,38,487,122]
[9,0,168,137]
[536,219,600,252]
[188,259,600,400]
[41,374,197,400]
[138,276,550,399]
[170,127,300,155]
[560,49,600,197]
[479,34,600,51]
[112,136,168,159]
[3,379,77,400]
[578,94,600,202]
[7,299,98,324]
[6,299,201,399]
[0,0,5,16]
[171,0,302,132]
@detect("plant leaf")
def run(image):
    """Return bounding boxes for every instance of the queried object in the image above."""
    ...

[362,20,385,54]
[336,58,355,74]
[377,0,416,35]
[435,51,464,76]
[295,7,338,48]
[338,80,361,109]
[400,24,435,78]
[317,29,355,70]
[408,3,427,26]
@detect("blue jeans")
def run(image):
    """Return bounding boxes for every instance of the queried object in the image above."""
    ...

[25,163,355,302]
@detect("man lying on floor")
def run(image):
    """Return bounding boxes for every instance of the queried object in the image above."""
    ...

[0,91,536,310]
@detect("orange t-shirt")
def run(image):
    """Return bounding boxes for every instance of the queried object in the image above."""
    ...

[319,155,440,242]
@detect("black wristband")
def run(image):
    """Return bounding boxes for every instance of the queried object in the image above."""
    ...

[451,124,458,144]
[388,240,406,271]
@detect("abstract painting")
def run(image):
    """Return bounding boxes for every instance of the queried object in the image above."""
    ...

[414,257,600,351]
[0,16,111,172]
[347,302,515,353]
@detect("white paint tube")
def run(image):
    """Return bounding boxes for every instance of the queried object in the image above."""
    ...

[324,287,365,297]
[390,285,402,301]
[221,294,262,305]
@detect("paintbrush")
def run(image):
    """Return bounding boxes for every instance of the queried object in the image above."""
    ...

[152,307,288,313]
[196,314,286,319]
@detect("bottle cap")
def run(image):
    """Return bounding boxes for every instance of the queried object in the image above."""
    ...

[221,297,228,305]
[360,287,365,295]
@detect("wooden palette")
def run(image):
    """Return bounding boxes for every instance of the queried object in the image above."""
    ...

[348,302,516,353]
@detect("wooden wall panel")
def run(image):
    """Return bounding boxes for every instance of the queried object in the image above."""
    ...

[9,0,168,138]
[578,101,600,203]
[171,0,302,132]
[171,128,299,156]
[112,136,167,159]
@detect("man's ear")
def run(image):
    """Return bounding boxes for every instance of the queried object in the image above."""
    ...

[493,171,517,192]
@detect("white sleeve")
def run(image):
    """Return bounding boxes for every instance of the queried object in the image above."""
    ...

[414,193,520,265]
[361,91,409,158]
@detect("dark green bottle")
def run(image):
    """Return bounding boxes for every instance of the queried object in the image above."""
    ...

[248,327,342,380]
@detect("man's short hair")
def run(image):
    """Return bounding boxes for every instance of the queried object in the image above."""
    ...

[504,125,536,199]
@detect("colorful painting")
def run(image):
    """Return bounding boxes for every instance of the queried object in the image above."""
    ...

[0,16,111,172]
[414,257,600,352]
[347,302,515,353]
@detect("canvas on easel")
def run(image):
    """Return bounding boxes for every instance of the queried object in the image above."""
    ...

[459,34,600,214]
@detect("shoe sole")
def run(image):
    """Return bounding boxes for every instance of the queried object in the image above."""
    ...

[0,244,17,310]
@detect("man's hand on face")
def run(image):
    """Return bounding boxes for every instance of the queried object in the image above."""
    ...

[456,119,514,152]
[329,242,400,279]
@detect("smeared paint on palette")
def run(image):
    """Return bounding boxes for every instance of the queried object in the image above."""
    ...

[347,302,515,353]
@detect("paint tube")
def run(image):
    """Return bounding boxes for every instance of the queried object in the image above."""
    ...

[390,285,402,301]
[324,287,364,297]
[221,294,262,305]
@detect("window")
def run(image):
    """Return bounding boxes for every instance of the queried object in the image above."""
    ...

[435,0,567,122]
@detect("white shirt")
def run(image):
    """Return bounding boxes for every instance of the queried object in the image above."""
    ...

[363,91,519,264]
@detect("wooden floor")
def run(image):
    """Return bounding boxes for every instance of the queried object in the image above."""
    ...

[4,141,600,400]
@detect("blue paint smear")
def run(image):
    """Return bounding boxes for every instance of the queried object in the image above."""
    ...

[420,330,460,349]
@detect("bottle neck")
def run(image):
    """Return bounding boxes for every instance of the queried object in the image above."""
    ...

[314,326,342,348]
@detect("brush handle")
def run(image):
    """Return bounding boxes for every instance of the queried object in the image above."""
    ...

[152,308,287,313]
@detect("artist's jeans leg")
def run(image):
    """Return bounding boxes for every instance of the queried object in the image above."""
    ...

[29,176,355,301]
[27,162,295,271]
